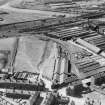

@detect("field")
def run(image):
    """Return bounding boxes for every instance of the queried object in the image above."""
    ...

[14,36,55,80]
[15,36,46,72]
[0,35,55,80]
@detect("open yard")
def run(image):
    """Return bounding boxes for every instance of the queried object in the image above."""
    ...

[14,36,55,80]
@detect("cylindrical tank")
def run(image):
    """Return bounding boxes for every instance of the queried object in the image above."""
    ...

[53,57,61,83]
[60,58,67,74]
[59,57,68,84]
[54,58,61,75]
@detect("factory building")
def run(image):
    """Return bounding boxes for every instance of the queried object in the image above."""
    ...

[52,46,72,86]
[88,18,105,35]
[53,57,61,83]
[59,57,69,84]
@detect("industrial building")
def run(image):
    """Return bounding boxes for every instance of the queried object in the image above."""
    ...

[0,0,105,105]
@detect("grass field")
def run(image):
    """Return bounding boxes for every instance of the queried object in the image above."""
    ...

[15,36,46,73]
[14,36,56,80]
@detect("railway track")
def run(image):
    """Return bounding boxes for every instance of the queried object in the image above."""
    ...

[0,17,87,34]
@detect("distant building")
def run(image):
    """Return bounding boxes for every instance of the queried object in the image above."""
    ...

[89,18,105,35]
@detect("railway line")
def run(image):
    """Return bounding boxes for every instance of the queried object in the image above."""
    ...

[0,10,104,40]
